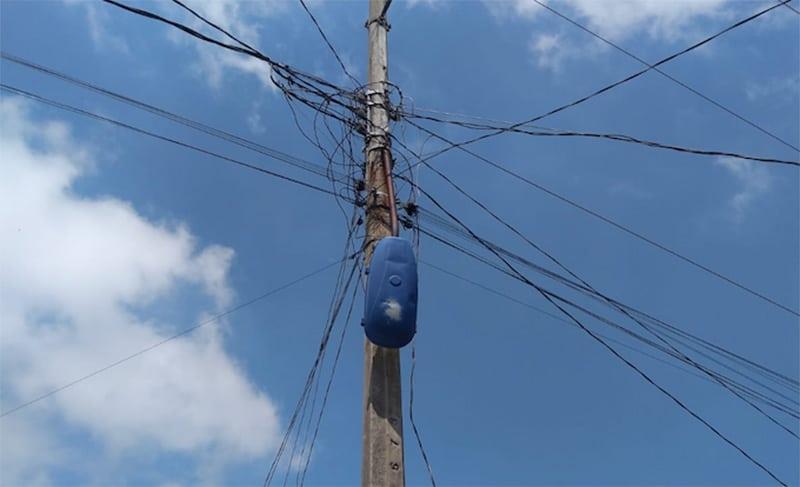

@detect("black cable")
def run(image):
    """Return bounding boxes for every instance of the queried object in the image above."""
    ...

[264,257,361,486]
[403,113,799,166]
[0,256,349,419]
[401,0,796,172]
[104,0,273,64]
[412,204,799,393]
[394,140,798,437]
[783,1,800,15]
[397,121,800,317]
[414,223,799,419]
[405,177,800,428]
[297,0,359,86]
[298,277,360,486]
[281,214,361,487]
[409,342,437,487]
[530,0,799,153]
[0,52,353,184]
[104,0,361,123]
[420,260,793,401]
[411,193,787,485]
[292,211,361,486]
[0,83,355,202]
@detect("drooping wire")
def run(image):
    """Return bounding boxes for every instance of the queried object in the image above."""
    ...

[412,224,799,419]
[0,52,352,184]
[104,0,362,126]
[395,121,800,318]
[0,83,355,202]
[391,140,798,438]
[420,260,780,395]
[529,0,799,153]
[398,0,796,173]
[0,256,349,419]
[410,191,788,485]
[411,210,798,399]
[297,274,361,486]
[264,256,361,486]
[401,112,799,166]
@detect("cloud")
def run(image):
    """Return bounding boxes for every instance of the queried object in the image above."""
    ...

[0,97,280,484]
[745,76,800,102]
[162,0,288,90]
[247,101,267,135]
[64,0,130,54]
[483,0,734,71]
[714,156,771,220]
[529,32,571,72]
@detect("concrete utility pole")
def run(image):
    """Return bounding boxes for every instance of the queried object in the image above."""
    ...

[362,0,404,486]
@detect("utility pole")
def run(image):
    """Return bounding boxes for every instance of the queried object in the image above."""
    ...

[362,0,404,486]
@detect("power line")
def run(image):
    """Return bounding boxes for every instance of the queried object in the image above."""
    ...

[403,169,799,433]
[396,121,800,317]
[298,278,360,486]
[530,0,799,153]
[0,83,354,201]
[413,204,799,393]
[264,258,361,486]
[412,192,787,485]
[421,260,756,388]
[409,342,437,487]
[296,0,359,86]
[402,0,796,171]
[415,214,799,404]
[0,52,351,185]
[419,219,796,421]
[414,220,800,419]
[403,112,799,166]
[783,1,800,15]
[104,0,362,127]
[394,143,798,437]
[0,256,350,419]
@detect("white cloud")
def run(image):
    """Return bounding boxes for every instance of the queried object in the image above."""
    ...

[64,0,130,54]
[0,97,280,484]
[529,32,570,72]
[553,0,730,42]
[247,101,267,135]
[162,0,288,90]
[714,156,771,220]
[483,0,735,71]
[745,76,800,102]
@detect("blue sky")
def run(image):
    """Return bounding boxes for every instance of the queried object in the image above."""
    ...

[0,0,798,485]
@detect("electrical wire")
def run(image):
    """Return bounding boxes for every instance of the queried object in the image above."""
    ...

[395,122,800,318]
[413,224,799,419]
[411,206,798,394]
[0,83,355,201]
[393,139,798,437]
[409,341,437,487]
[297,277,360,486]
[410,191,788,484]
[529,0,799,153]
[399,0,796,172]
[297,0,359,86]
[402,113,799,166]
[0,52,352,184]
[0,256,350,419]
[263,257,361,486]
[421,260,762,389]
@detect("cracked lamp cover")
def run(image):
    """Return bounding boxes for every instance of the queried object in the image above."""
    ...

[362,237,418,348]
